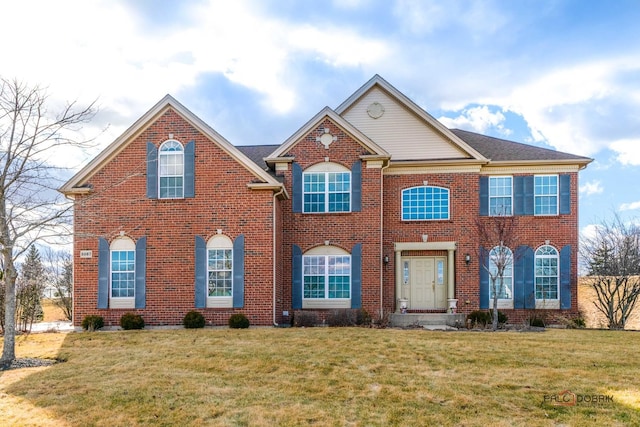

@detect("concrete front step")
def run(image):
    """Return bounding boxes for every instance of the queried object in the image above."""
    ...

[390,313,466,328]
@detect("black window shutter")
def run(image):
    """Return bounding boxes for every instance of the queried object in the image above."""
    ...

[292,245,302,309]
[184,141,195,198]
[479,176,488,216]
[134,237,146,309]
[97,237,109,309]
[559,174,571,215]
[233,234,245,308]
[560,245,572,309]
[523,176,534,215]
[351,243,362,309]
[292,162,302,213]
[351,161,362,212]
[146,142,158,199]
[514,176,524,216]
[479,246,489,309]
[194,236,206,308]
[522,246,535,308]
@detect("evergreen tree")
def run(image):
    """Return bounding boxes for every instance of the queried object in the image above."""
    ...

[16,246,46,331]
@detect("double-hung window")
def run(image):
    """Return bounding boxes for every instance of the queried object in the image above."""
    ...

[488,246,513,307]
[159,140,184,199]
[401,186,449,220]
[303,253,351,301]
[303,163,351,213]
[489,176,512,216]
[534,175,558,215]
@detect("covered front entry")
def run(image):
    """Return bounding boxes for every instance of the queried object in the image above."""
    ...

[402,256,447,310]
[394,241,457,312]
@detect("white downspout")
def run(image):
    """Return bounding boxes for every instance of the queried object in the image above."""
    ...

[273,187,284,326]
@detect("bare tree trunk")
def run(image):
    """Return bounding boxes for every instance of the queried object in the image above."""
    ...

[1,253,17,369]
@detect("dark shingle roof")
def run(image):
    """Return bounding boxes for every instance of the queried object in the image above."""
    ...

[451,128,592,163]
[237,144,280,169]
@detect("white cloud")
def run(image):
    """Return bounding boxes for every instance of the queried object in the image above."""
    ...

[609,138,640,165]
[619,201,640,211]
[579,180,603,196]
[478,57,640,158]
[437,106,510,135]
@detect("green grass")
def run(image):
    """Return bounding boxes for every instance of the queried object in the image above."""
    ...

[1,328,639,426]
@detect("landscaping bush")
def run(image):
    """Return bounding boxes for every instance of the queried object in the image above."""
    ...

[120,312,145,330]
[183,310,206,329]
[292,311,318,327]
[326,309,356,326]
[228,313,250,329]
[467,310,491,327]
[81,315,104,331]
[356,308,372,326]
[467,310,507,328]
[529,316,546,328]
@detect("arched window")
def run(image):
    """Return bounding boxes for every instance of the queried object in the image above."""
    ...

[535,245,559,300]
[110,237,135,299]
[207,235,233,298]
[488,246,513,300]
[402,186,449,220]
[303,162,351,213]
[159,140,184,198]
[303,245,351,301]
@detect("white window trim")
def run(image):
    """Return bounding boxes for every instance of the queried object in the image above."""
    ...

[401,185,450,221]
[534,245,559,305]
[109,237,135,309]
[488,176,513,217]
[302,162,351,214]
[488,246,514,308]
[206,235,233,308]
[158,139,185,200]
[302,246,351,308]
[534,174,559,216]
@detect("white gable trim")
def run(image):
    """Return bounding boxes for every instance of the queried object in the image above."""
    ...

[266,106,390,161]
[60,95,283,195]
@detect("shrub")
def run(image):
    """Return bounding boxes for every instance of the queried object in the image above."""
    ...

[497,310,508,325]
[467,310,507,328]
[327,309,356,327]
[120,312,145,330]
[356,308,372,326]
[292,311,318,327]
[467,310,491,327]
[529,316,545,328]
[81,315,104,331]
[228,313,250,329]
[183,310,206,329]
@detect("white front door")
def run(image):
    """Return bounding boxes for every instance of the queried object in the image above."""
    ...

[405,257,447,310]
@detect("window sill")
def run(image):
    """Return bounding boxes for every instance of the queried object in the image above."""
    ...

[303,299,351,309]
[110,297,134,309]
[535,300,559,309]
[207,297,233,308]
[489,299,513,309]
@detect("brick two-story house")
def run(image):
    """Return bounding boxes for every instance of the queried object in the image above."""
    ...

[60,75,591,327]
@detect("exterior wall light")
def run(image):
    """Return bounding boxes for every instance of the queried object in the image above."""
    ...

[465,253,471,265]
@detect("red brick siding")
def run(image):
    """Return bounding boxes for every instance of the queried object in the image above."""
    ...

[73,109,276,327]
[279,119,384,320]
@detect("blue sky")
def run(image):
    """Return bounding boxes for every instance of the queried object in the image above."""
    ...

[2,0,640,235]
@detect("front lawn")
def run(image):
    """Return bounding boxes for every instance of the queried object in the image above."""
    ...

[1,327,639,426]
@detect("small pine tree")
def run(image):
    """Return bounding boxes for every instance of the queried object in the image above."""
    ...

[17,246,46,331]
